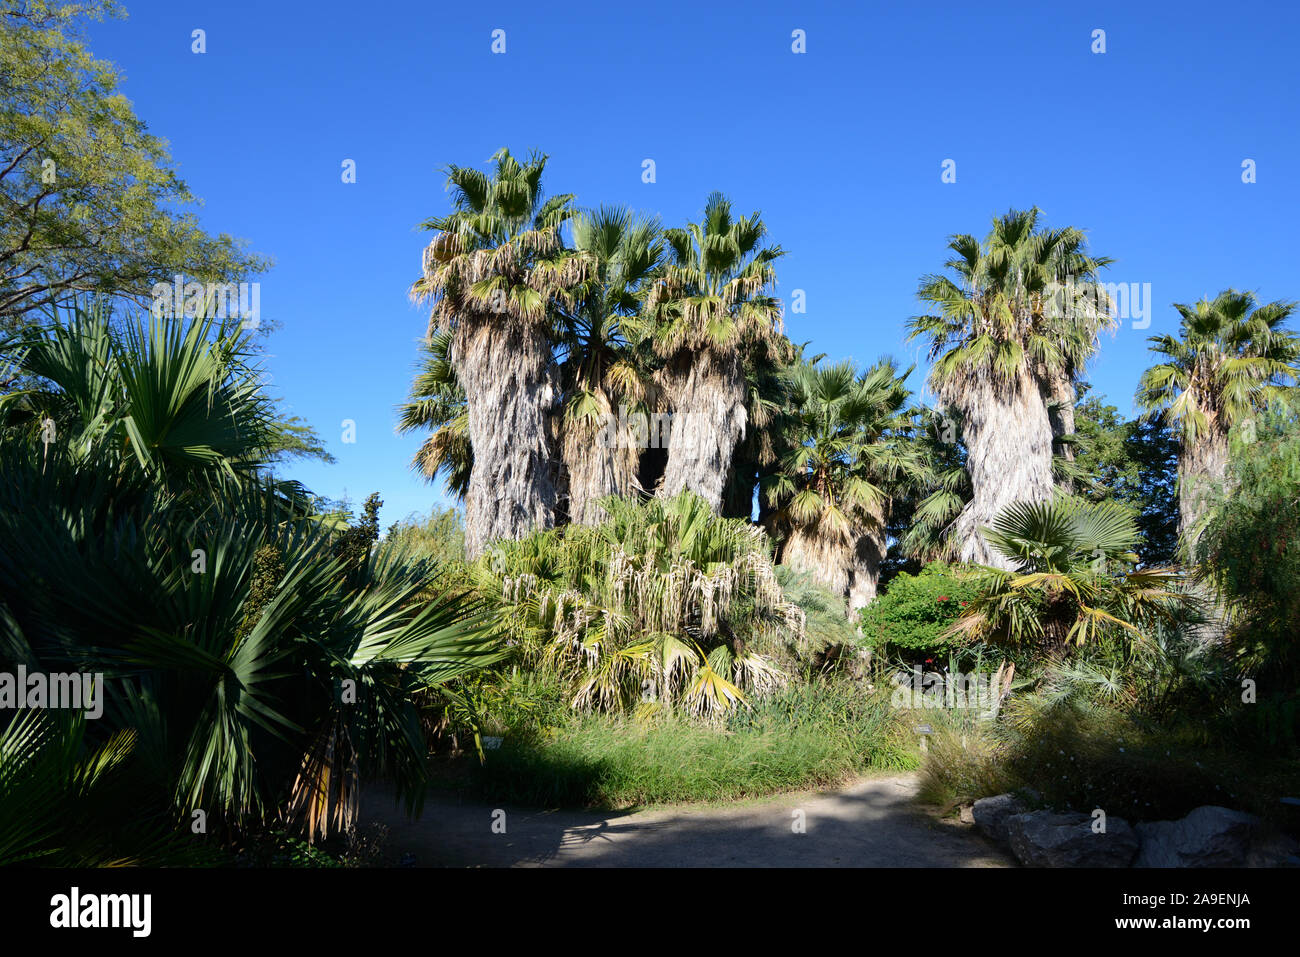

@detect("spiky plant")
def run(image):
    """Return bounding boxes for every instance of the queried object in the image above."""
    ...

[1135,289,1299,543]
[907,208,1113,567]
[631,192,785,510]
[950,497,1193,655]
[477,492,806,718]
[410,148,577,557]
[0,305,506,851]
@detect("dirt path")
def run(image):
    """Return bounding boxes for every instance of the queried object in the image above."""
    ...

[361,773,1014,867]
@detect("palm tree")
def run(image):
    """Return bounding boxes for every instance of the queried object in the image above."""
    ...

[397,329,471,503]
[721,332,799,521]
[556,206,663,525]
[907,208,1112,568]
[0,303,506,850]
[1135,289,1299,543]
[479,492,803,717]
[411,148,577,558]
[634,192,784,510]
[950,497,1192,655]
[764,358,926,614]
[896,408,972,563]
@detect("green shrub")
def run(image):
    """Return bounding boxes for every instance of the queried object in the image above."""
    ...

[858,562,978,657]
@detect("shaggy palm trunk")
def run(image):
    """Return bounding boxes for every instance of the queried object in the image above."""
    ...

[847,502,889,615]
[1177,427,1230,545]
[781,524,852,601]
[562,401,641,526]
[658,351,747,510]
[945,366,1056,568]
[453,319,560,558]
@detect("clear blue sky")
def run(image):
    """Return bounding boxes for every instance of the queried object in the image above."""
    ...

[88,0,1300,526]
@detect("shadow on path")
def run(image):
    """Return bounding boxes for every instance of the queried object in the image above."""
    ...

[361,774,1014,867]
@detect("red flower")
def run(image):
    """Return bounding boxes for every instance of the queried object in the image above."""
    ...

[937,595,948,602]
[960,601,968,607]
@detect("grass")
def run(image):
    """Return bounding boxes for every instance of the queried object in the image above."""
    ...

[433,679,917,809]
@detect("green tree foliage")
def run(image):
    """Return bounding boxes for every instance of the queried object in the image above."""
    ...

[1071,387,1179,565]
[478,492,806,718]
[1197,404,1300,685]
[952,498,1192,653]
[0,1,267,323]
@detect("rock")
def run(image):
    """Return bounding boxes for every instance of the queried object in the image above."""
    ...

[1246,831,1300,868]
[1005,810,1139,867]
[1135,806,1260,868]
[959,804,976,825]
[972,793,1025,843]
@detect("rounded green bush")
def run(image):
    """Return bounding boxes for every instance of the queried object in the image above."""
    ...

[858,563,978,656]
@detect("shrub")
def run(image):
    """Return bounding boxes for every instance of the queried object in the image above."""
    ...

[858,562,977,657]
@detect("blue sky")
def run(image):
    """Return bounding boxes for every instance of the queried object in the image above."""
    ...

[88,0,1300,526]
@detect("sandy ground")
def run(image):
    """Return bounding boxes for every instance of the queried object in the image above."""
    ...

[359,773,1014,867]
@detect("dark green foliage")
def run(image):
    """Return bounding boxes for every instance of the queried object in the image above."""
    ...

[0,306,502,863]
[1198,409,1300,686]
[333,492,383,572]
[1072,387,1179,565]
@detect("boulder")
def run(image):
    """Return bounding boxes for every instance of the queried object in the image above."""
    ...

[1005,810,1139,867]
[1135,806,1262,868]
[959,804,976,825]
[971,793,1025,844]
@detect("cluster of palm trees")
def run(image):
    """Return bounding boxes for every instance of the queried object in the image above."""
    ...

[404,148,1300,617]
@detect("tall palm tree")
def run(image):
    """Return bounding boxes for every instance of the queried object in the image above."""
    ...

[556,206,664,525]
[410,148,576,558]
[634,192,784,510]
[764,358,925,614]
[1135,289,1299,542]
[907,207,1112,568]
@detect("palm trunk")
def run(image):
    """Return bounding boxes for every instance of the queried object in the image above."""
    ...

[847,502,888,614]
[781,524,852,602]
[1177,427,1230,545]
[562,400,642,526]
[1046,368,1076,461]
[453,319,560,558]
[658,351,747,510]
[945,366,1056,569]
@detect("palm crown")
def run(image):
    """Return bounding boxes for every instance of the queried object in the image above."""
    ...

[1136,289,1298,445]
[637,191,784,359]
[908,206,1114,387]
[412,148,577,335]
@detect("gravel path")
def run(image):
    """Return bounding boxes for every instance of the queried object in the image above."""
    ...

[361,773,1014,867]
